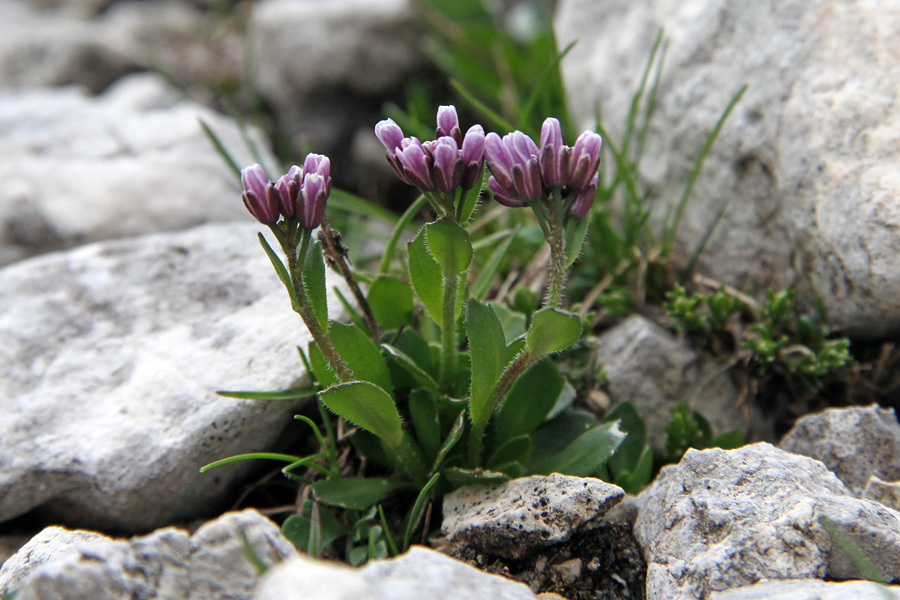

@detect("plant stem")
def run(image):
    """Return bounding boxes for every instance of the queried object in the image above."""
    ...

[439,272,459,392]
[292,229,354,383]
[318,217,382,342]
[545,207,568,309]
[387,429,429,487]
[467,348,534,466]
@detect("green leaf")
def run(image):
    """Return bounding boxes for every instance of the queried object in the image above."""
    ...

[216,386,319,400]
[494,358,564,447]
[525,307,582,356]
[712,429,746,450]
[408,228,445,326]
[391,329,437,376]
[368,276,414,330]
[409,389,442,461]
[488,302,527,344]
[565,214,592,268]
[302,240,329,332]
[307,342,337,388]
[282,502,345,551]
[199,452,304,473]
[614,446,654,494]
[487,435,532,469]
[319,382,403,447]
[529,421,625,477]
[425,219,473,276]
[198,118,242,178]
[382,344,440,391]
[257,233,298,309]
[458,168,486,225]
[465,299,507,428]
[529,409,599,467]
[312,477,408,510]
[329,322,394,394]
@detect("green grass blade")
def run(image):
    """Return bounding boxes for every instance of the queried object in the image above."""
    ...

[471,229,517,300]
[621,29,664,161]
[662,84,747,256]
[198,118,242,180]
[199,452,304,473]
[518,39,577,128]
[329,188,403,225]
[378,505,400,556]
[402,472,441,551]
[216,386,319,400]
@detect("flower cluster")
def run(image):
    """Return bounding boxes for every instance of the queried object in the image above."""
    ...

[375,106,485,195]
[484,118,601,219]
[240,154,332,229]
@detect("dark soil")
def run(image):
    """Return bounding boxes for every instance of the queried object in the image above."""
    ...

[447,521,646,600]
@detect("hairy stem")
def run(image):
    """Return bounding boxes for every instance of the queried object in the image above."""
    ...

[439,272,459,392]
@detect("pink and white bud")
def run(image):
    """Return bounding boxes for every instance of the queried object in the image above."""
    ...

[435,105,463,145]
[460,124,485,190]
[567,131,602,193]
[274,165,301,218]
[298,172,329,230]
[240,164,279,224]
[570,172,598,220]
[375,119,405,152]
[430,136,463,193]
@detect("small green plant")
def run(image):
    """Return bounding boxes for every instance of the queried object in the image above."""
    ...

[203,105,626,563]
[664,283,744,335]
[743,288,854,388]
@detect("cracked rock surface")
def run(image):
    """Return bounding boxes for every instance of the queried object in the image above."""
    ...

[442,474,624,559]
[635,443,900,599]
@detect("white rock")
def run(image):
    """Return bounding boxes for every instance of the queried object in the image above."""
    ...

[709,578,900,600]
[0,527,107,592]
[863,476,900,513]
[0,222,344,530]
[635,443,900,599]
[779,404,900,495]
[596,314,747,446]
[442,474,624,559]
[556,0,900,337]
[1,509,296,600]
[0,73,269,265]
[253,546,540,600]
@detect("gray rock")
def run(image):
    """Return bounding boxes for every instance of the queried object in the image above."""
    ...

[0,222,344,530]
[1,509,296,600]
[0,73,268,265]
[0,527,107,592]
[709,578,900,600]
[863,476,900,513]
[253,546,540,600]
[635,443,900,599]
[556,0,900,337]
[779,404,900,495]
[596,314,747,447]
[442,474,624,559]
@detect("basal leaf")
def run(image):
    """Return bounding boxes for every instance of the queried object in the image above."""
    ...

[529,421,625,477]
[319,382,402,447]
[409,389,442,461]
[312,477,408,510]
[487,434,532,469]
[465,299,507,427]
[494,358,563,446]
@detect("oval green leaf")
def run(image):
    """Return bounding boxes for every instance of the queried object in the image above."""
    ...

[465,298,507,427]
[367,276,414,331]
[329,322,394,394]
[529,421,625,477]
[408,228,444,326]
[319,381,402,447]
[302,240,329,332]
[525,307,582,356]
[425,219,473,276]
[312,477,408,510]
[494,358,564,446]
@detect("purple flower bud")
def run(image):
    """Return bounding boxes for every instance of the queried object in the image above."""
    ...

[488,176,526,208]
[460,124,485,190]
[539,118,570,189]
[375,119,405,152]
[430,136,463,193]
[274,165,301,218]
[395,137,435,192]
[435,105,463,146]
[303,153,331,179]
[298,172,329,229]
[568,131,602,193]
[484,131,542,205]
[570,172,598,219]
[240,164,279,224]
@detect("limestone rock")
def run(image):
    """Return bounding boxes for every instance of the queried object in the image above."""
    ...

[0,223,343,530]
[253,546,540,600]
[596,314,747,447]
[556,0,900,337]
[1,509,296,600]
[0,527,107,593]
[863,476,900,513]
[779,404,900,495]
[442,474,624,559]
[0,73,268,265]
[635,443,900,599]
[708,578,900,600]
